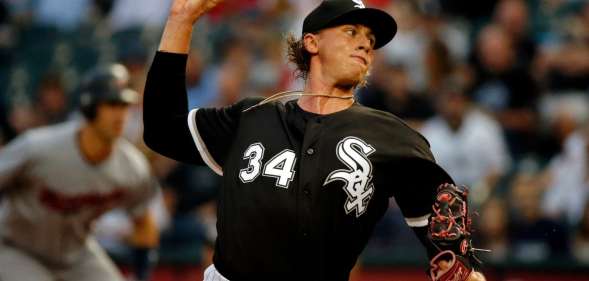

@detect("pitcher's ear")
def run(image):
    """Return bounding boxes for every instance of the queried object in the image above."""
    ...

[303,33,319,54]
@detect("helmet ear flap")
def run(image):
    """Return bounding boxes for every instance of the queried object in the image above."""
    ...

[79,91,98,121]
[80,102,98,120]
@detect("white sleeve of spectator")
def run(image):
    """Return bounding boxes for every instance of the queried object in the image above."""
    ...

[0,134,32,191]
[541,155,576,220]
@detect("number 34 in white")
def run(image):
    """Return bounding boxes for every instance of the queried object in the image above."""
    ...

[239,143,297,189]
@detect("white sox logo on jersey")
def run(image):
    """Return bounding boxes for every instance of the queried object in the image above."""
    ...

[352,0,365,8]
[324,136,375,218]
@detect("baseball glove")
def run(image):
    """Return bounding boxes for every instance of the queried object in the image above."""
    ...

[428,183,479,281]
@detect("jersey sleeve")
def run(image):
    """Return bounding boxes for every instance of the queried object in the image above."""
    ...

[390,157,454,227]
[0,133,32,191]
[187,97,262,175]
[143,51,203,165]
[389,157,454,260]
[376,118,454,228]
[379,123,456,259]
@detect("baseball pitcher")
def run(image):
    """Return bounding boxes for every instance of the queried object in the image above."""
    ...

[143,0,486,280]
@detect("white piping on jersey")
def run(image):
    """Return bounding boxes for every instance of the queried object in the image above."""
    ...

[405,213,431,227]
[188,109,223,176]
[203,264,230,281]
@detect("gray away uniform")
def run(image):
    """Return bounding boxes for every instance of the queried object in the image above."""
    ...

[0,121,155,281]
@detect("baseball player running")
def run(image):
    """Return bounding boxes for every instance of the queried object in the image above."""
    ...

[144,0,487,280]
[0,64,158,281]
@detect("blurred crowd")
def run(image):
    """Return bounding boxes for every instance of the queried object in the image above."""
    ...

[1,0,589,271]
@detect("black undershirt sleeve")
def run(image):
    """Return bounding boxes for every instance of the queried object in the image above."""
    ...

[143,51,204,164]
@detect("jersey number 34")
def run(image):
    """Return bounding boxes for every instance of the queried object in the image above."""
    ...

[238,143,297,188]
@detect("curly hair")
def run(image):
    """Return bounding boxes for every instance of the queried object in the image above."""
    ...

[286,33,311,80]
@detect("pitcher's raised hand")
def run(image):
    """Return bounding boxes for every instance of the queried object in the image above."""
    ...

[159,0,225,53]
[168,0,225,25]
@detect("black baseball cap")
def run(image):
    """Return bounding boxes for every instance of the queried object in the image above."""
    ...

[302,0,397,49]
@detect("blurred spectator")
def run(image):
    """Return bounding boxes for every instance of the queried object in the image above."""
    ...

[118,47,150,145]
[382,0,430,92]
[0,1,15,142]
[0,94,8,147]
[357,59,434,128]
[531,0,579,48]
[204,0,262,22]
[93,0,116,18]
[536,93,589,161]
[108,0,172,32]
[509,174,570,262]
[420,4,470,65]
[158,164,220,267]
[492,0,537,71]
[420,75,511,206]
[539,2,589,93]
[0,0,15,65]
[287,0,320,35]
[383,0,469,92]
[122,92,145,145]
[424,37,455,96]
[186,38,252,108]
[117,41,149,94]
[34,0,92,31]
[33,72,70,125]
[544,42,589,93]
[186,48,218,108]
[438,0,497,21]
[470,24,539,159]
[542,127,589,226]
[0,127,5,149]
[210,39,252,106]
[6,97,42,136]
[572,200,589,264]
[474,197,510,263]
[247,36,293,97]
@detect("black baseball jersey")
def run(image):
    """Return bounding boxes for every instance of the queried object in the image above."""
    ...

[144,52,453,281]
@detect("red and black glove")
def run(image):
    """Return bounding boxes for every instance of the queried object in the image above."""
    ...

[428,183,479,281]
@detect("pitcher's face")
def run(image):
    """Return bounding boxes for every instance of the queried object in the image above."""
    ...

[313,24,375,88]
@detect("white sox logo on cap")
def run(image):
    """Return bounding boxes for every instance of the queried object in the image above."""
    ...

[352,0,365,8]
[302,0,397,49]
